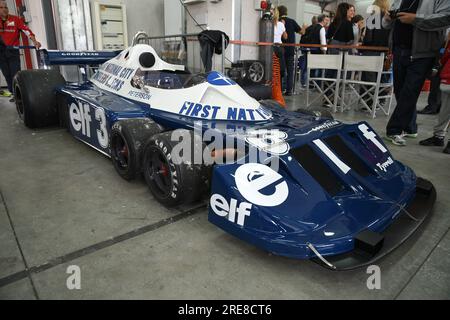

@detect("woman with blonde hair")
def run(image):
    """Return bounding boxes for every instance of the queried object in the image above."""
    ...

[372,0,390,14]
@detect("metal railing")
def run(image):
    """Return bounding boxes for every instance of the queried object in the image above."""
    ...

[146,33,226,74]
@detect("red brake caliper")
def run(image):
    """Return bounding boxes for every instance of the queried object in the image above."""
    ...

[160,165,169,177]
[120,145,129,159]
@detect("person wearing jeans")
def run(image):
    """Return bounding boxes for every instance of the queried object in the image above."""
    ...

[420,38,450,154]
[0,1,41,102]
[383,0,450,146]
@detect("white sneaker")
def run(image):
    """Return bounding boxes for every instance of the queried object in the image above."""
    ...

[402,132,418,139]
[385,135,407,147]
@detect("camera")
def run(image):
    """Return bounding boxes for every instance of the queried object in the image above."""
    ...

[389,9,400,19]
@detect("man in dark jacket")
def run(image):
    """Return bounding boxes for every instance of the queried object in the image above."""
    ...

[279,5,303,96]
[0,1,41,101]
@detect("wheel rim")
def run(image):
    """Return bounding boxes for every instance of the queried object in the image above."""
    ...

[15,86,24,120]
[112,134,130,170]
[249,62,264,83]
[148,148,172,198]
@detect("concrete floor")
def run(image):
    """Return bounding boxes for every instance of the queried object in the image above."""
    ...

[0,90,449,300]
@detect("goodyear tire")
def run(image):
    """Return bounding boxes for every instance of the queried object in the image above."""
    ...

[111,119,163,181]
[297,107,334,120]
[13,70,66,129]
[143,130,208,207]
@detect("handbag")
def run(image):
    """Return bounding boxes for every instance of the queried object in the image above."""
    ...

[384,51,393,71]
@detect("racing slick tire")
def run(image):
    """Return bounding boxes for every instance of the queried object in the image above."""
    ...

[143,130,209,207]
[296,107,334,120]
[111,119,163,181]
[13,70,66,129]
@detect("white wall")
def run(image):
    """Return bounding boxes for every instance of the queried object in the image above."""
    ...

[125,0,164,39]
[89,0,164,46]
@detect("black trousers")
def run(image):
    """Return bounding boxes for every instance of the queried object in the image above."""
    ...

[284,54,294,93]
[0,49,21,93]
[386,48,435,136]
[427,71,442,110]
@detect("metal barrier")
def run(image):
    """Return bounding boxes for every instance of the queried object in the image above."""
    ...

[147,33,226,74]
[229,40,389,96]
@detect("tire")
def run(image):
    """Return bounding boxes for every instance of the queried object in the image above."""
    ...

[111,119,163,181]
[296,107,334,120]
[143,130,209,207]
[13,70,66,129]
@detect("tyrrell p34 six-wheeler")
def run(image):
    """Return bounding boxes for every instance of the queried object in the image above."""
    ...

[14,33,436,270]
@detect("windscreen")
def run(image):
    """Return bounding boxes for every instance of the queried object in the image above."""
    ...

[133,69,207,90]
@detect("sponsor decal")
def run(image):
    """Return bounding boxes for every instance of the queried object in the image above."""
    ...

[70,101,108,149]
[210,194,252,227]
[246,129,290,156]
[60,52,100,57]
[91,62,136,92]
[178,102,271,121]
[207,72,236,86]
[376,157,394,173]
[127,90,151,100]
[234,163,289,207]
[7,21,15,27]
[359,124,387,153]
[295,120,341,136]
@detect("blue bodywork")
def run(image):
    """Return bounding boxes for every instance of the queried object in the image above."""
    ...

[48,49,432,268]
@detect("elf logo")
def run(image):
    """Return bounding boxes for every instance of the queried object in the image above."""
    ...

[210,194,252,227]
[235,163,289,207]
[69,101,109,149]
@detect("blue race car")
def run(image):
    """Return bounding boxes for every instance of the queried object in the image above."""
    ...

[13,34,436,270]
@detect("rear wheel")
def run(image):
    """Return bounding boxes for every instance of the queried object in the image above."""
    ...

[13,70,66,129]
[111,119,162,181]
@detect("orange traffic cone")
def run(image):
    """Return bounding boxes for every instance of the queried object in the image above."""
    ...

[272,53,286,108]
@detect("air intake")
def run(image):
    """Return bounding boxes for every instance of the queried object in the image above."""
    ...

[325,135,371,177]
[291,145,346,196]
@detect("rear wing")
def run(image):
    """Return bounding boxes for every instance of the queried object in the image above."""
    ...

[38,49,121,68]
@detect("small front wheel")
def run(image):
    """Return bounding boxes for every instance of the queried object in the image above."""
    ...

[143,131,208,207]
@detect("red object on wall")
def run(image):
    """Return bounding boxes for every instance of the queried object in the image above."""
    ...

[14,0,33,70]
[422,80,431,92]
[260,1,268,10]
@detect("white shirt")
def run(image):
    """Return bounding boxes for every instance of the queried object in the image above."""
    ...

[274,21,286,44]
[320,27,327,52]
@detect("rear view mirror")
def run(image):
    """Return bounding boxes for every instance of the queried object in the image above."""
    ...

[139,52,155,69]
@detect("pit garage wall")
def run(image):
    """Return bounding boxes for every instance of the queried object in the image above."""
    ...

[87,0,165,45]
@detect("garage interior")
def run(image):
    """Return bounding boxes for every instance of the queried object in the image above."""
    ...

[0,0,449,300]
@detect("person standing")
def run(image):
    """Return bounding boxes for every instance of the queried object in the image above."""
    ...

[0,0,41,101]
[279,5,302,96]
[352,15,365,54]
[324,3,355,107]
[384,0,450,146]
[327,3,355,51]
[272,7,287,106]
[359,0,392,110]
[299,16,319,88]
[419,35,450,154]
